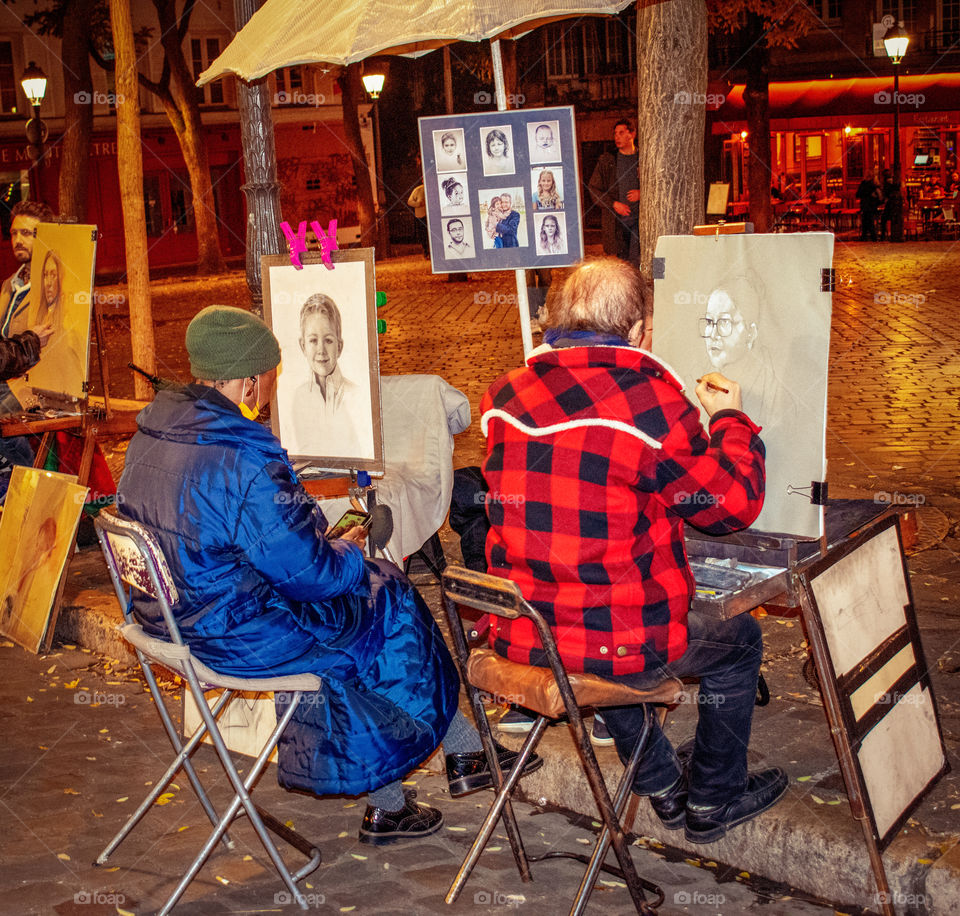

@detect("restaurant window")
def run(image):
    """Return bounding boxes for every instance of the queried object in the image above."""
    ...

[545,24,579,78]
[807,0,842,20]
[942,0,960,36]
[191,37,224,104]
[0,42,17,114]
[275,67,303,96]
[143,175,164,236]
[878,0,917,26]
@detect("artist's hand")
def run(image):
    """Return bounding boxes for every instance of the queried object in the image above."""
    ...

[30,323,54,347]
[626,189,641,203]
[696,373,742,416]
[613,201,631,217]
[339,526,368,550]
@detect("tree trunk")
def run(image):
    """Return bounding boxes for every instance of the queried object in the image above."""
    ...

[636,0,707,279]
[109,0,155,400]
[338,64,378,249]
[58,0,94,220]
[154,0,225,274]
[743,13,772,233]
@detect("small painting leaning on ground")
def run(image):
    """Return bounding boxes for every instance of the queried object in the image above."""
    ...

[0,466,88,653]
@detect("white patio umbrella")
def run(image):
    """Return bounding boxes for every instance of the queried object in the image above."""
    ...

[197,0,633,86]
[198,0,634,355]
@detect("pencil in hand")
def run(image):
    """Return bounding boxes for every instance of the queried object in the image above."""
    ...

[696,377,730,394]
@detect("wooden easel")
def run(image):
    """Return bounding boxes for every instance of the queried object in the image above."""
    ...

[0,295,136,651]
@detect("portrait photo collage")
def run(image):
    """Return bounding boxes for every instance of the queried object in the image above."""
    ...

[418,106,582,273]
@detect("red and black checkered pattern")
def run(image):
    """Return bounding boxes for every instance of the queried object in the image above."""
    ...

[480,344,765,677]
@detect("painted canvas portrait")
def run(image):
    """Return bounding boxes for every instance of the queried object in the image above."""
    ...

[263,250,383,472]
[652,232,834,539]
[0,466,87,653]
[23,223,97,400]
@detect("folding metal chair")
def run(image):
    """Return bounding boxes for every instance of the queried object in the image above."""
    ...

[441,566,685,915]
[93,511,322,915]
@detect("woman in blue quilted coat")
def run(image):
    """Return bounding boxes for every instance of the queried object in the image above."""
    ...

[117,306,540,845]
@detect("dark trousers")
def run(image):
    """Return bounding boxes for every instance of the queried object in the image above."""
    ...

[860,209,878,241]
[601,611,763,808]
[615,219,640,266]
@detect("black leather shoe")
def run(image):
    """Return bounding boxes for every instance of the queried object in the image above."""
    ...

[648,772,688,830]
[684,767,788,844]
[446,742,544,797]
[358,789,443,845]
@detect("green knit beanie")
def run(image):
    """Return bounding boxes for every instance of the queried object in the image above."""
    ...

[186,306,281,380]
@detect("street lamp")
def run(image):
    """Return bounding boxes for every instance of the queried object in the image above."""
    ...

[21,61,48,203]
[883,22,909,242]
[362,72,390,257]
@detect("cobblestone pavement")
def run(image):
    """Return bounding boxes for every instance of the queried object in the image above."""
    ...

[0,639,853,916]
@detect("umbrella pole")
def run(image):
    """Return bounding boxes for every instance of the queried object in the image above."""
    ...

[492,38,535,359]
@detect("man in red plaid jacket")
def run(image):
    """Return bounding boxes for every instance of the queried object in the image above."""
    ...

[480,257,788,844]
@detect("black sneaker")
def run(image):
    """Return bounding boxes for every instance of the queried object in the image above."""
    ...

[684,767,788,844]
[446,742,544,797]
[358,789,443,845]
[497,707,536,733]
[589,713,615,747]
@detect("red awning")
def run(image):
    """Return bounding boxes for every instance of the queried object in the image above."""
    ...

[711,73,960,131]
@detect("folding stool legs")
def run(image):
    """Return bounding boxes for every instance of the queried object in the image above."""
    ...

[446,715,548,905]
[95,684,236,866]
[565,703,653,915]
[159,689,316,916]
[570,705,658,916]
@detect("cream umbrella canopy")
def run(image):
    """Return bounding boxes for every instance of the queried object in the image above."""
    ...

[197,0,633,86]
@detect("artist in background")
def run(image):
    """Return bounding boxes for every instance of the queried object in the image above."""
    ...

[480,257,787,844]
[0,200,55,412]
[587,120,640,265]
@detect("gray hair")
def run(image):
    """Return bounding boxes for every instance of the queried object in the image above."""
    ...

[548,257,650,339]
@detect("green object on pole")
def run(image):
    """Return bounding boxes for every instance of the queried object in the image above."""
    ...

[377,318,386,334]
[376,291,386,307]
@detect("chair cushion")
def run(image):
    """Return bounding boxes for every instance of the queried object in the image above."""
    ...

[466,648,684,719]
[120,624,322,693]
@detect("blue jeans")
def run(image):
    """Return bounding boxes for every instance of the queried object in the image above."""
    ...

[600,612,763,808]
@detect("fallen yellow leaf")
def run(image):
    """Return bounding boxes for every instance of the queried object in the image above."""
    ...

[155,793,176,806]
[215,875,229,885]
[65,679,80,689]
[116,797,129,803]
[57,853,70,861]
[64,788,80,796]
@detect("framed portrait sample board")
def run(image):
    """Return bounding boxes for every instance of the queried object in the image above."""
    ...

[23,223,98,401]
[799,515,947,860]
[262,249,384,473]
[652,232,834,540]
[418,106,583,273]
